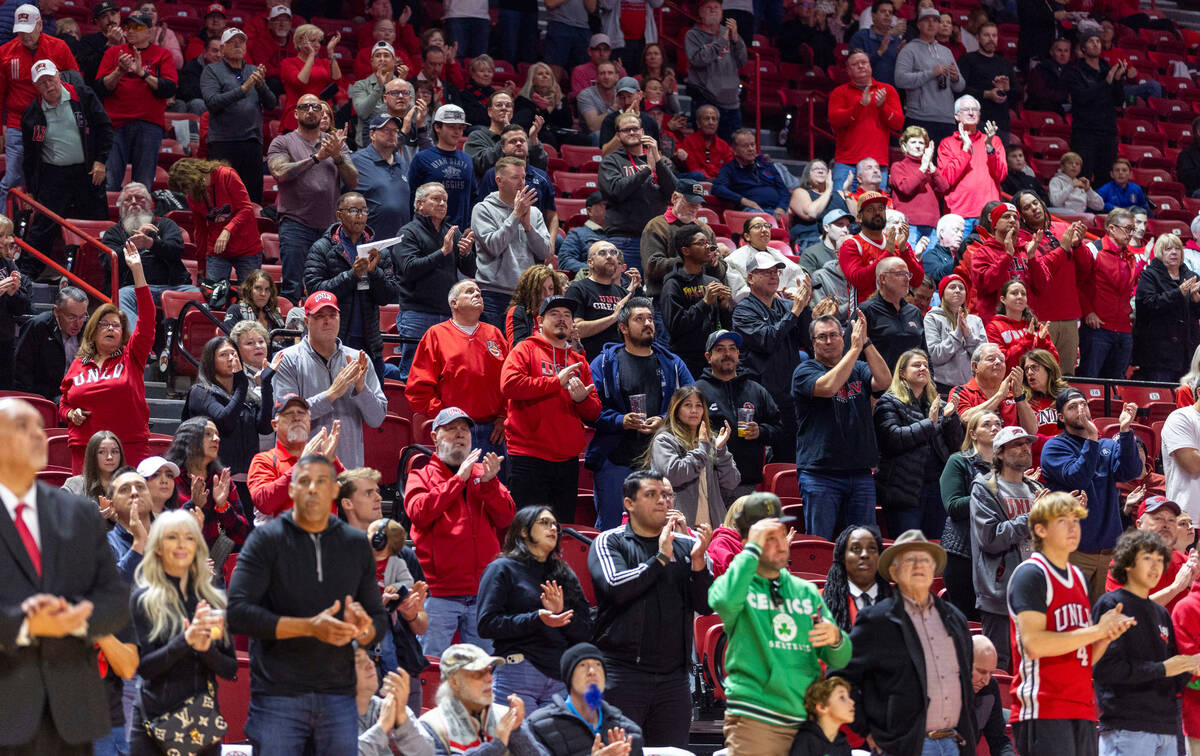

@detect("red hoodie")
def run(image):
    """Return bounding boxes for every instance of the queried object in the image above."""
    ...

[405,454,516,596]
[968,237,1033,323]
[837,232,923,305]
[985,314,1059,372]
[706,526,744,577]
[1077,236,1145,334]
[1172,578,1200,736]
[59,286,154,472]
[405,319,509,422]
[500,333,601,461]
[1025,232,1087,322]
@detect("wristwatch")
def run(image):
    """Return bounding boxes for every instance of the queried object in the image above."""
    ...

[311,154,320,165]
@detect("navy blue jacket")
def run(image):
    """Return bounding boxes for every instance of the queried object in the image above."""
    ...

[1040,429,1141,552]
[712,155,790,213]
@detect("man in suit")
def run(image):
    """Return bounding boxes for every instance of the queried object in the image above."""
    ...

[0,397,130,753]
[12,285,88,402]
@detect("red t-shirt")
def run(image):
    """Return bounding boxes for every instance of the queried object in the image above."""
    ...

[96,43,178,129]
[0,33,78,129]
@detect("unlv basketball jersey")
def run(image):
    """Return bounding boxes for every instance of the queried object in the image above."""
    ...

[1008,553,1097,722]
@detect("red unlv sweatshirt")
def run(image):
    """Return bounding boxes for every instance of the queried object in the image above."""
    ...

[500,333,601,462]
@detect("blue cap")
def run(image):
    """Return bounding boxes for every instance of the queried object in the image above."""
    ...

[822,208,853,226]
[432,407,474,430]
[368,113,401,131]
[705,329,742,352]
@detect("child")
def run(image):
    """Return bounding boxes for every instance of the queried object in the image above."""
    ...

[1001,145,1049,206]
[790,676,854,756]
[1096,157,1152,214]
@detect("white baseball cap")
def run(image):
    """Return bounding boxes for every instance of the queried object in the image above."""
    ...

[30,58,57,82]
[371,40,395,57]
[13,4,40,33]
[219,27,246,44]
[433,104,467,124]
[267,4,291,18]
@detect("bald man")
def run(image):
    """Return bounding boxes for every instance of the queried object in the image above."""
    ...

[0,398,130,751]
[972,635,1015,756]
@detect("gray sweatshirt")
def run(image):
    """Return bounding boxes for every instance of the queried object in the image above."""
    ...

[923,306,987,388]
[349,75,388,148]
[648,433,740,527]
[893,39,963,124]
[271,338,388,469]
[970,471,1041,614]
[200,59,278,144]
[358,698,433,756]
[684,27,747,110]
[471,191,552,296]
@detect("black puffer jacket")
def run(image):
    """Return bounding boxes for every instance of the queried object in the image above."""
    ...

[525,695,644,756]
[872,390,965,509]
[1133,258,1200,379]
[303,222,398,357]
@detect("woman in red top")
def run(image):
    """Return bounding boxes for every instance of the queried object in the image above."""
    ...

[986,279,1058,372]
[279,24,341,131]
[1021,347,1070,465]
[60,242,154,473]
[168,158,263,284]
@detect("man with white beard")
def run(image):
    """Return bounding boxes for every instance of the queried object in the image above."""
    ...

[100,181,198,330]
[405,406,515,657]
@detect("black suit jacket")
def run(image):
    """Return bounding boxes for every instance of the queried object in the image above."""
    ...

[13,311,68,402]
[839,592,977,756]
[0,482,130,746]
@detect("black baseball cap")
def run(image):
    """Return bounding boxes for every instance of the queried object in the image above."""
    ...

[538,295,577,316]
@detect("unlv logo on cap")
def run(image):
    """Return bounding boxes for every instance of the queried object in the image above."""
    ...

[16,11,29,22]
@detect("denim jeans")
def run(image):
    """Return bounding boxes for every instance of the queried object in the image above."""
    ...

[921,737,961,756]
[445,17,490,58]
[277,218,323,304]
[594,458,633,530]
[492,659,567,712]
[798,470,876,541]
[246,692,358,756]
[609,235,643,275]
[0,126,24,211]
[1100,730,1175,756]
[421,594,492,657]
[471,420,508,485]
[544,21,592,68]
[605,665,692,747]
[107,120,164,192]
[206,253,264,288]
[396,308,445,380]
[481,289,511,330]
[497,9,539,63]
[832,163,890,194]
[118,283,202,333]
[1078,325,1133,380]
[92,725,128,756]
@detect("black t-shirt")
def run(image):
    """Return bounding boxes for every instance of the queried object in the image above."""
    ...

[566,278,628,360]
[611,350,662,466]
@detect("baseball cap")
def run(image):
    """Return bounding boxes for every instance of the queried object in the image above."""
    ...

[135,455,180,479]
[705,329,742,352]
[1137,495,1182,521]
[992,426,1036,451]
[368,113,401,131]
[989,202,1018,228]
[585,190,605,208]
[745,250,785,276]
[856,191,889,211]
[732,492,797,531]
[433,104,467,124]
[92,0,117,19]
[432,406,474,431]
[268,4,292,17]
[121,10,153,29]
[30,59,57,82]
[917,7,941,20]
[272,392,309,414]
[676,178,708,204]
[588,33,612,48]
[616,76,641,95]
[12,4,39,33]
[538,295,577,316]
[1055,387,1087,413]
[219,27,246,44]
[303,290,339,315]
[205,3,227,16]
[822,208,852,226]
[440,644,504,676]
[371,40,395,56]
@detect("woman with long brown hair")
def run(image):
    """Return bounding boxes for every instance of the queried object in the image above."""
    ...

[223,269,286,331]
[62,430,125,501]
[168,158,263,285]
[506,264,568,346]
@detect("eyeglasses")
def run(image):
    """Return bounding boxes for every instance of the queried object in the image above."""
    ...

[534,517,558,528]
[813,332,842,343]
[384,90,411,98]
[97,321,123,331]
[1113,224,1135,233]
[296,103,324,111]
[747,224,771,232]
[619,126,643,134]
[339,207,368,216]
[888,270,913,279]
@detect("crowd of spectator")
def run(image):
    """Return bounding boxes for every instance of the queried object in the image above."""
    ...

[11,0,1200,754]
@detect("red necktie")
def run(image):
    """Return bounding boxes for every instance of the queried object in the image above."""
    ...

[14,502,41,577]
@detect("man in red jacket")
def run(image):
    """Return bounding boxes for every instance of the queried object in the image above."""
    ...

[1077,208,1143,379]
[827,50,904,191]
[246,392,345,524]
[837,191,922,306]
[404,406,514,656]
[501,295,602,524]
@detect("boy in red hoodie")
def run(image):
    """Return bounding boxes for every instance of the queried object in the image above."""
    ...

[501,295,602,524]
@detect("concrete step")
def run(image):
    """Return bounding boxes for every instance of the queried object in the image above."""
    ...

[150,417,181,436]
[148,397,183,418]
[145,381,169,400]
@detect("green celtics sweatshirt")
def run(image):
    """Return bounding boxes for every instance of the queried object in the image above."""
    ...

[708,542,853,727]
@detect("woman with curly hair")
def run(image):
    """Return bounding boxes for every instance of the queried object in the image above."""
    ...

[506,264,568,345]
[168,158,263,285]
[223,269,286,331]
[821,524,892,632]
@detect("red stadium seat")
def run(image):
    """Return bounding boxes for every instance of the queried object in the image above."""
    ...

[558,145,603,171]
[1150,195,1182,212]
[36,468,71,486]
[553,171,599,198]
[724,210,777,231]
[362,414,412,487]
[1160,122,1194,146]
[558,528,597,604]
[555,198,587,220]
[768,467,800,499]
[260,232,280,263]
[1024,135,1069,159]
[0,391,59,428]
[382,380,412,421]
[47,434,71,470]
[419,656,441,712]
[788,538,834,573]
[1149,219,1191,239]
[217,652,252,742]
[698,620,727,700]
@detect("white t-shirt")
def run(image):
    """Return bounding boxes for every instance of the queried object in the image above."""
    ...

[1162,405,1200,519]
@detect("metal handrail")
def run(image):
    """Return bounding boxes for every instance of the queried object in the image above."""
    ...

[8,187,119,304]
[1066,375,1177,419]
[170,299,231,368]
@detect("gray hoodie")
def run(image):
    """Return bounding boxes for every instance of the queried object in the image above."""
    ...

[923,306,987,388]
[810,257,855,322]
[648,433,740,526]
[893,39,964,123]
[684,26,748,110]
[969,470,1042,614]
[471,191,552,296]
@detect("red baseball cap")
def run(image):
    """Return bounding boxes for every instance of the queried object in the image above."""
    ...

[304,290,339,315]
[205,3,227,16]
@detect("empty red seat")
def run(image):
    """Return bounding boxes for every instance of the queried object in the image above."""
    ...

[553,171,599,197]
[558,145,603,171]
[1025,134,1069,159]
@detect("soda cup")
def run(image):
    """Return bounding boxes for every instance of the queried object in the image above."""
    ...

[738,407,754,438]
[629,394,647,417]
